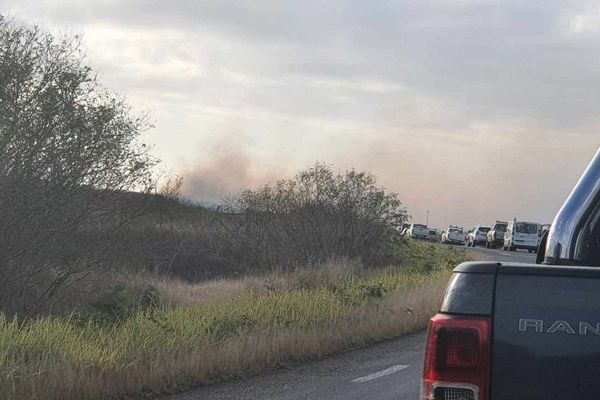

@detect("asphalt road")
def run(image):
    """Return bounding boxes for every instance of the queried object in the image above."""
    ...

[166,247,536,400]
[466,245,538,264]
[167,330,427,400]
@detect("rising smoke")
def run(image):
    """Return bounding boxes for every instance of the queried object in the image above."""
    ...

[180,135,280,204]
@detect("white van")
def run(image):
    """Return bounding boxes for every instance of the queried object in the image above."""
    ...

[503,219,540,253]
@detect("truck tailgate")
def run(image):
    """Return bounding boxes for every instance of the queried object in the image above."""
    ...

[492,264,600,399]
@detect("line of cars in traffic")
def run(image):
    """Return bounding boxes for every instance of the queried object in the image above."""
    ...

[401,219,551,253]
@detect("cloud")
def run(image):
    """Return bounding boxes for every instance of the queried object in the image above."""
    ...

[570,5,600,34]
[83,24,203,81]
[6,0,600,229]
[23,0,599,130]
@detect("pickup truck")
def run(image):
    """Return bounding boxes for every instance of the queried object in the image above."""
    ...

[421,148,600,400]
[486,221,507,249]
[467,225,490,247]
[406,223,430,240]
[442,226,465,245]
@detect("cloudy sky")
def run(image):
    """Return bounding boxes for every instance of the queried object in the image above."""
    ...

[5,0,600,229]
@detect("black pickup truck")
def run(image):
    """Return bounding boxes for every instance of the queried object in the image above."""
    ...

[421,148,600,400]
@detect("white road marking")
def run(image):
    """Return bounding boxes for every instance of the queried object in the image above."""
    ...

[351,365,410,383]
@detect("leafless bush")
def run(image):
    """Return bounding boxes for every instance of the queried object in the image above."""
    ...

[222,163,408,269]
[0,16,158,314]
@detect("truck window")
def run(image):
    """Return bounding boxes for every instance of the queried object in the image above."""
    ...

[516,222,538,234]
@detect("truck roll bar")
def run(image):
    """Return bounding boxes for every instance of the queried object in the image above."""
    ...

[545,147,600,265]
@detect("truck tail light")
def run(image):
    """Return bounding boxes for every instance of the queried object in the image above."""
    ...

[422,314,491,400]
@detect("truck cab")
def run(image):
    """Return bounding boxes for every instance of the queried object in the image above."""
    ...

[422,148,600,400]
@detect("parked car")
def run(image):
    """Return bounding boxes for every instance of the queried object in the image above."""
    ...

[467,225,490,247]
[405,223,429,239]
[503,219,540,253]
[486,221,508,249]
[441,226,465,245]
[421,147,600,400]
[428,228,438,241]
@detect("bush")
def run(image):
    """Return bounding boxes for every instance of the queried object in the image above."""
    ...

[222,163,408,269]
[0,17,157,315]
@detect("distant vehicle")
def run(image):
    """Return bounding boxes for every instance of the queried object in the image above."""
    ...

[399,223,410,236]
[467,225,490,247]
[442,226,465,245]
[428,228,438,241]
[405,223,429,239]
[503,219,540,252]
[486,221,508,249]
[540,223,551,237]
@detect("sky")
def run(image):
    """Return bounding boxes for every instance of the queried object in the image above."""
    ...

[4,0,600,229]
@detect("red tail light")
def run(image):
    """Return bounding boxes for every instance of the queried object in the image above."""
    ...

[422,314,491,400]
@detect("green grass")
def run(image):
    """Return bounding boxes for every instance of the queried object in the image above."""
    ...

[0,240,469,400]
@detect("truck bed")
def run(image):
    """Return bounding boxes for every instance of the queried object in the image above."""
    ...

[492,263,600,399]
[442,261,600,399]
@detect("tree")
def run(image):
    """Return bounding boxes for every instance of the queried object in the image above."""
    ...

[0,16,157,314]
[223,163,408,269]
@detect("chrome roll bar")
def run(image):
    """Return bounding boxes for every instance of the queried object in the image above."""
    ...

[545,148,600,265]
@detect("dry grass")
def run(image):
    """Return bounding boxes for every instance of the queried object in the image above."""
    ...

[0,281,448,400]
[153,278,247,307]
[0,242,468,400]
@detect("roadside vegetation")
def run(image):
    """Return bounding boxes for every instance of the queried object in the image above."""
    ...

[0,16,471,400]
[0,244,467,400]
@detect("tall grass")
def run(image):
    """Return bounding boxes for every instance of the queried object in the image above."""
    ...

[0,242,468,400]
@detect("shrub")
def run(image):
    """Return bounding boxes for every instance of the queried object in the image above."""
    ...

[222,163,408,269]
[0,17,157,315]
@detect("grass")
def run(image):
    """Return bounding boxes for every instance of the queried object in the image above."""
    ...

[0,241,468,400]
